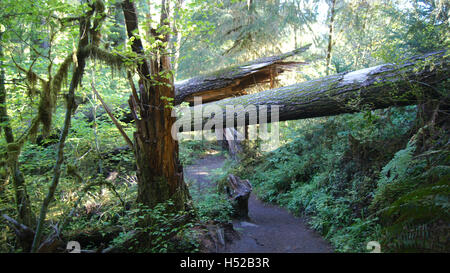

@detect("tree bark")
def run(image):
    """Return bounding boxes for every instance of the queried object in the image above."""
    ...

[2,214,35,251]
[122,0,190,211]
[179,51,449,131]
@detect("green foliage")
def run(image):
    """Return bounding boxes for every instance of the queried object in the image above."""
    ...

[194,192,234,223]
[187,169,234,224]
[113,201,199,253]
[370,133,450,252]
[380,177,449,252]
[176,0,318,79]
[1,0,448,253]
[62,199,200,253]
[378,140,416,187]
[179,139,222,165]
[230,101,449,252]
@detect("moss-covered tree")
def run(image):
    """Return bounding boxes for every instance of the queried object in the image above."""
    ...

[121,0,190,211]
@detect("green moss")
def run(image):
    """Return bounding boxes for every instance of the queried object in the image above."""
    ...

[87,46,124,71]
[6,142,22,165]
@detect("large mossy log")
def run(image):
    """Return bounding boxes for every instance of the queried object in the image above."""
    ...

[179,51,449,131]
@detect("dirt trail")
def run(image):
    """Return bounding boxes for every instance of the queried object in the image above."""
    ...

[184,153,332,253]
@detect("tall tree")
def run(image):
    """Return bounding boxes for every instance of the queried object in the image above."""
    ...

[0,31,35,250]
[30,0,106,252]
[326,0,337,75]
[171,0,184,74]
[121,0,190,211]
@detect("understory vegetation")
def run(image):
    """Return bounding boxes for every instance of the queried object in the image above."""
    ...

[0,131,232,252]
[1,0,448,253]
[228,105,449,252]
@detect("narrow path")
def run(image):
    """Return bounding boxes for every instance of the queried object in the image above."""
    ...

[227,194,332,253]
[184,153,333,253]
[184,152,226,196]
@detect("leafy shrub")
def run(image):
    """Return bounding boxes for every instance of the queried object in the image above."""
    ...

[195,192,234,223]
[107,201,199,253]
[179,140,222,165]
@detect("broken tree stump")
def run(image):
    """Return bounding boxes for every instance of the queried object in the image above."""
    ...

[226,174,252,219]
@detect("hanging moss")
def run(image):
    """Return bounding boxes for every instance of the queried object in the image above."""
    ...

[7,1,111,143]
[0,146,6,166]
[27,54,73,137]
[85,45,124,72]
[51,55,73,101]
[91,0,106,46]
[26,70,39,97]
[26,69,37,84]
[37,81,54,136]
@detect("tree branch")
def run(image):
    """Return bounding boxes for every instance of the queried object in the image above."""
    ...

[91,83,134,149]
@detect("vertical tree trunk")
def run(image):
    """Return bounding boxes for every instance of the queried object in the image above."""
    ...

[31,8,94,252]
[326,0,337,75]
[122,0,190,211]
[0,32,35,233]
[172,0,184,74]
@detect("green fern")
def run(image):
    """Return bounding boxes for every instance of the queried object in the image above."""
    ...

[378,140,416,187]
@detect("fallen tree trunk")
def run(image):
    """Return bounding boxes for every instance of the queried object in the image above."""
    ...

[178,51,449,131]
[80,45,310,122]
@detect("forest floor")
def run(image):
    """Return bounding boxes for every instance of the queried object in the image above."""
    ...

[184,151,333,253]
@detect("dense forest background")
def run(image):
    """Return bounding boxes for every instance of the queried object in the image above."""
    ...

[0,0,448,253]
